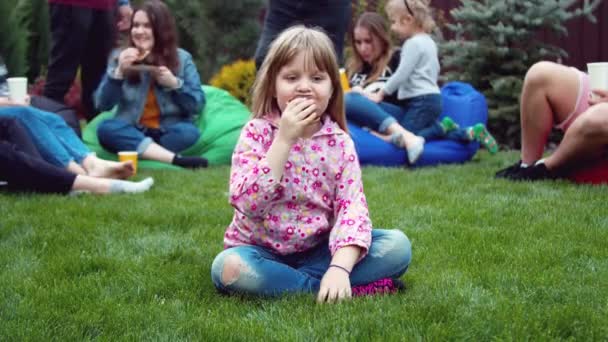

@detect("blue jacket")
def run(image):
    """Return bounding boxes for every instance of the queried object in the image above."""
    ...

[94,48,205,127]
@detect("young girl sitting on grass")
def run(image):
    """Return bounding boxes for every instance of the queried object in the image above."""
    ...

[366,0,497,164]
[211,26,412,303]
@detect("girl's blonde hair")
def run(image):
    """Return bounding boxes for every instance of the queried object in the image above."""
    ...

[385,0,436,33]
[251,26,347,132]
[346,12,393,85]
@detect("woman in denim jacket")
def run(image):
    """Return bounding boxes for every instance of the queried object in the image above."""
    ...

[95,0,208,169]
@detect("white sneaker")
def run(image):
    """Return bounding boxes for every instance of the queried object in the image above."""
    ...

[407,136,425,164]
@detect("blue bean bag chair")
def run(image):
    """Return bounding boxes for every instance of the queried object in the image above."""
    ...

[351,81,487,167]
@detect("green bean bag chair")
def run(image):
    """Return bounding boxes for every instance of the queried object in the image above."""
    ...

[83,85,250,169]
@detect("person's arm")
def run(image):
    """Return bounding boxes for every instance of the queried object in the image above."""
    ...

[382,38,423,96]
[317,136,373,303]
[163,50,205,117]
[94,50,125,111]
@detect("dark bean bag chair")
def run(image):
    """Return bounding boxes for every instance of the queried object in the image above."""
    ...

[351,81,487,167]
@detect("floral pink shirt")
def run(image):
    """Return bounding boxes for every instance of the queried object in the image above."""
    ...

[224,114,372,259]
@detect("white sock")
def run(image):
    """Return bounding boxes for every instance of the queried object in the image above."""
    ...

[520,163,529,168]
[109,177,154,194]
[534,159,546,166]
[407,136,425,164]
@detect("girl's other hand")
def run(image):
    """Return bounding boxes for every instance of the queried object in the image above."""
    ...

[154,66,179,89]
[589,89,608,106]
[317,267,352,304]
[278,97,318,144]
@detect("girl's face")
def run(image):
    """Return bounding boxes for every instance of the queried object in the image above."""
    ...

[131,11,155,52]
[389,13,416,39]
[353,26,382,64]
[274,51,333,116]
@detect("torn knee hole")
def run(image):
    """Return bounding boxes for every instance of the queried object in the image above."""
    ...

[221,254,244,286]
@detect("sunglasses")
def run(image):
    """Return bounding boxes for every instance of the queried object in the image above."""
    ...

[403,0,414,16]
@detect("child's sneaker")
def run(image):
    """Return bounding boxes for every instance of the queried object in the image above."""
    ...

[440,116,459,132]
[351,278,405,297]
[468,123,498,154]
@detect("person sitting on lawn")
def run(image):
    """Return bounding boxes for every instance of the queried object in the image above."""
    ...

[211,26,412,302]
[0,96,135,179]
[94,0,208,169]
[352,2,497,164]
[0,117,153,195]
[496,61,608,181]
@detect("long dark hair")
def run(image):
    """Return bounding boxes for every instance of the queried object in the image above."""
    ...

[346,12,392,85]
[129,0,179,73]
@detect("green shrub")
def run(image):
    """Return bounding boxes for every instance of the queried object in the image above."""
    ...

[0,0,29,78]
[164,0,264,82]
[209,59,255,106]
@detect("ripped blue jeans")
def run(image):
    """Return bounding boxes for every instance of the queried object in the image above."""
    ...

[211,229,412,297]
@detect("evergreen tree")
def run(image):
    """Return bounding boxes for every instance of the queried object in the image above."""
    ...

[441,0,601,148]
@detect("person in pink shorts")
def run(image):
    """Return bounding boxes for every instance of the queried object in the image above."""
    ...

[496,61,608,181]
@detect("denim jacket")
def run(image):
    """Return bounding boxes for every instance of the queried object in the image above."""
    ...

[94,48,205,127]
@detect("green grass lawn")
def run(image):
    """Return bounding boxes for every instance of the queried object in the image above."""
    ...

[1,151,607,340]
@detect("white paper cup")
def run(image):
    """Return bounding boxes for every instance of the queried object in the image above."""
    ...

[587,62,608,99]
[6,77,28,103]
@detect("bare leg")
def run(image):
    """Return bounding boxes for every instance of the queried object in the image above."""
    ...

[520,62,580,164]
[81,154,134,179]
[141,142,175,164]
[71,175,112,194]
[545,104,608,170]
[66,160,87,175]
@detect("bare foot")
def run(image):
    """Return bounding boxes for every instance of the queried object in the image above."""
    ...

[83,155,135,179]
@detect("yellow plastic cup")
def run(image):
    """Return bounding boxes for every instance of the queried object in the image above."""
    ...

[118,151,138,175]
[339,68,350,92]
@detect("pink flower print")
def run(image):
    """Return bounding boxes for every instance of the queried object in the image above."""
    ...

[252,184,259,193]
[339,185,344,190]
[322,172,326,176]
[253,167,259,174]
[326,127,333,133]
[349,154,356,162]
[275,243,281,249]
[241,159,249,165]
[305,203,317,210]
[294,178,300,184]
[312,168,320,177]
[306,218,313,224]
[321,157,325,162]
[293,145,302,152]
[312,181,322,190]
[262,167,270,174]
[249,123,254,127]
[328,139,336,147]
[287,202,297,210]
[347,219,355,226]
[340,141,346,148]
[283,236,290,242]
[292,195,296,200]
[335,173,342,180]
[300,233,306,237]
[263,128,269,135]
[322,194,329,202]
[348,179,354,185]
[250,204,257,211]
[286,226,295,235]
[285,161,293,169]
[316,216,321,221]
[270,215,279,223]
